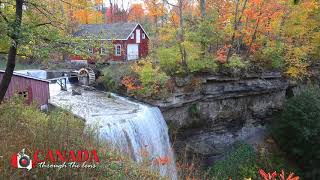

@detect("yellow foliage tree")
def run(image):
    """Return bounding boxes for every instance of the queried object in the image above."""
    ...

[282,0,319,78]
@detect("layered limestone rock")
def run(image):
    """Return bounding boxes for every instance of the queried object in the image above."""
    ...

[143,72,290,165]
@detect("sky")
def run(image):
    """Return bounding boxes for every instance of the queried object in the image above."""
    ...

[102,0,176,9]
[103,0,144,9]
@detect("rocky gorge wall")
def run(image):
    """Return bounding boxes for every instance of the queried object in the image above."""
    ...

[143,72,294,166]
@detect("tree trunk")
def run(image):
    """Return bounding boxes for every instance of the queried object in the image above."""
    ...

[154,15,159,48]
[245,17,261,59]
[109,0,113,23]
[226,0,248,62]
[200,0,206,58]
[200,0,206,18]
[0,0,23,103]
[178,0,188,73]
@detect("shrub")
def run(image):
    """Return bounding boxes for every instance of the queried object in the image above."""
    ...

[157,46,183,75]
[262,44,284,70]
[254,42,285,70]
[272,88,320,177]
[129,58,169,98]
[184,40,218,74]
[187,57,218,73]
[224,54,247,70]
[209,143,257,179]
[101,63,135,91]
[157,44,217,75]
[255,139,301,177]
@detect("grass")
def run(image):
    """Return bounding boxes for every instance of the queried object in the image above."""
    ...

[0,98,163,179]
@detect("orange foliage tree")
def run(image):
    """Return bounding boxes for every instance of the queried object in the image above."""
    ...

[128,3,145,23]
[63,0,104,25]
[144,0,166,35]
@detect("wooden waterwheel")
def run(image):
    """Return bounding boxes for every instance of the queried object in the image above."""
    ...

[78,67,96,86]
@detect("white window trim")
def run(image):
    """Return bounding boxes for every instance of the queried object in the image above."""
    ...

[100,47,107,55]
[142,33,146,39]
[136,29,141,43]
[130,33,134,39]
[125,24,150,40]
[88,47,93,54]
[115,44,121,56]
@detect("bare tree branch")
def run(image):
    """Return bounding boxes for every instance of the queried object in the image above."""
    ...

[34,21,52,27]
[58,0,73,6]
[163,0,177,7]
[26,1,54,17]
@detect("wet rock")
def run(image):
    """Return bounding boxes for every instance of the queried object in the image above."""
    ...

[72,89,82,95]
[83,86,95,91]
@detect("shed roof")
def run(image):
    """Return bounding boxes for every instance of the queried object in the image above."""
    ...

[0,70,49,83]
[74,23,148,40]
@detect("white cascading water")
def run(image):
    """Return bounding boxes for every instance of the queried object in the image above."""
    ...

[17,70,177,179]
[15,70,47,80]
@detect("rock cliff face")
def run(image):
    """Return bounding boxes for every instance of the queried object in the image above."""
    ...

[144,72,290,165]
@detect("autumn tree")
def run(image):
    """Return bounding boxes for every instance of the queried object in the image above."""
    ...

[128,3,145,23]
[105,0,129,23]
[161,0,190,72]
[144,0,166,40]
[281,0,319,78]
[216,0,284,62]
[62,0,104,24]
[223,0,248,63]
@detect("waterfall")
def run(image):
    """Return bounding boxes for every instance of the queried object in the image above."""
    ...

[101,95,177,179]
[49,87,177,179]
[98,99,177,179]
[16,69,178,179]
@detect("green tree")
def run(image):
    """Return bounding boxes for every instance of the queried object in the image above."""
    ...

[0,0,23,103]
[210,143,257,179]
[272,88,320,178]
[0,0,100,102]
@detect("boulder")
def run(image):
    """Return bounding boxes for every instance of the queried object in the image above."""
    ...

[72,88,82,96]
